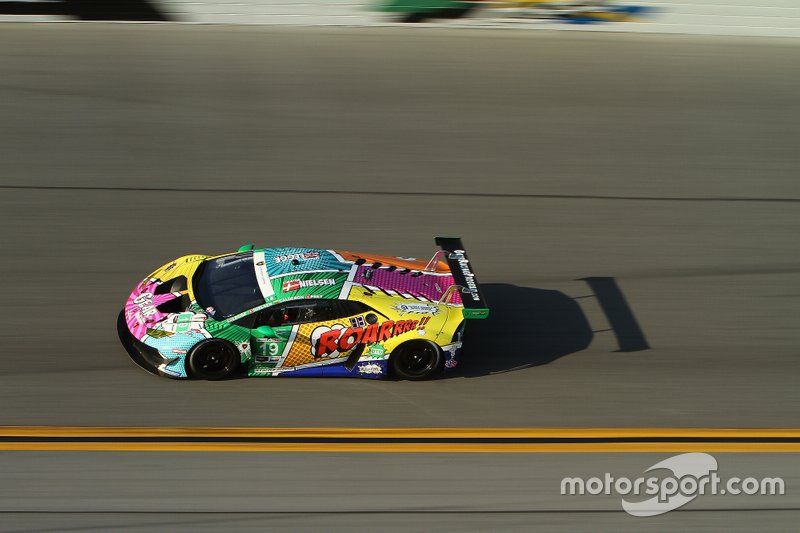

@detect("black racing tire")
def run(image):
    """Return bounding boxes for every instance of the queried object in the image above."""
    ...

[186,339,240,380]
[389,340,443,381]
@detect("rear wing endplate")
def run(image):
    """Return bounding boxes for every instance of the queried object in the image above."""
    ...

[434,237,489,319]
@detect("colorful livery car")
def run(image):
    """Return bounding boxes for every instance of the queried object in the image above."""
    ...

[118,237,489,380]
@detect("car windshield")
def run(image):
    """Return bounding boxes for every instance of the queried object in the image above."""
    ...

[193,252,264,320]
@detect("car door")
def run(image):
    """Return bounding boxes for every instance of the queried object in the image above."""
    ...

[251,299,375,373]
[246,301,312,373]
[247,299,333,373]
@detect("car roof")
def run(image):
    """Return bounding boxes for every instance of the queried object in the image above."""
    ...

[243,246,457,305]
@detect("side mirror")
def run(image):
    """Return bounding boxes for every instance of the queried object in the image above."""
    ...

[238,244,254,252]
[253,325,277,338]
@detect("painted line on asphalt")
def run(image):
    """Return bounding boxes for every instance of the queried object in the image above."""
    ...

[1,427,800,452]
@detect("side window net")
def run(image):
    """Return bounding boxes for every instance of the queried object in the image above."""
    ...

[258,300,334,327]
[256,299,374,327]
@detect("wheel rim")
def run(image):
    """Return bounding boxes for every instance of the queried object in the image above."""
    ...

[196,344,233,377]
[397,344,438,377]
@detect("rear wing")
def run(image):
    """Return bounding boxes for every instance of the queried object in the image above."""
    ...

[434,237,490,319]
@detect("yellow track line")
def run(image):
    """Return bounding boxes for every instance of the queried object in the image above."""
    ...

[0,427,798,453]
[0,442,799,453]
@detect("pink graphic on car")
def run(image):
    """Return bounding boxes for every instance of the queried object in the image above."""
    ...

[125,280,182,340]
[353,266,462,304]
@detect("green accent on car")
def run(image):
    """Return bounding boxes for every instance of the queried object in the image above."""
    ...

[377,0,470,14]
[237,244,254,252]
[462,308,490,320]
[253,325,277,338]
[175,312,194,333]
[204,319,251,344]
[272,271,348,302]
[367,344,386,358]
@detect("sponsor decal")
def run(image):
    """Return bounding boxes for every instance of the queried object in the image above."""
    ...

[357,363,383,375]
[367,344,386,358]
[392,303,440,315]
[164,262,176,273]
[311,319,421,358]
[445,359,458,368]
[275,251,321,264]
[133,293,157,318]
[350,315,366,328]
[275,294,316,304]
[171,348,188,354]
[452,249,481,302]
[282,278,336,292]
[253,250,275,299]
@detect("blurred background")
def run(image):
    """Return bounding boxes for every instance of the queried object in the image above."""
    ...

[1,0,799,35]
[0,3,799,531]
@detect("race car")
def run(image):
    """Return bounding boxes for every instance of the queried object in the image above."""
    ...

[118,237,489,380]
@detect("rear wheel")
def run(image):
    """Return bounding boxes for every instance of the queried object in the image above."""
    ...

[186,340,240,380]
[390,340,443,380]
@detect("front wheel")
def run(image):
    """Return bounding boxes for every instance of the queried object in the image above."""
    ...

[186,339,240,380]
[389,340,443,380]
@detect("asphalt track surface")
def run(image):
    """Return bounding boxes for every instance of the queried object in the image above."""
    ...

[1,25,799,530]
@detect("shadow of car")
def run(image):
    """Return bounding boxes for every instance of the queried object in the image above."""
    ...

[457,283,594,377]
